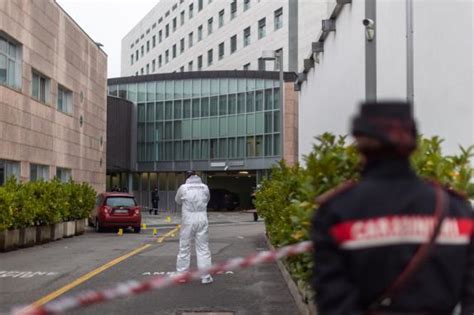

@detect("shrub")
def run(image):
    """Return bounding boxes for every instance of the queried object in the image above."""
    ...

[0,179,97,231]
[256,133,474,292]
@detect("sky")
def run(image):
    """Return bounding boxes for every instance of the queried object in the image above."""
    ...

[57,0,160,78]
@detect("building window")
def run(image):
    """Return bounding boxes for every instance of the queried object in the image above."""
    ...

[198,25,203,41]
[57,84,72,114]
[141,68,144,75]
[258,57,266,70]
[218,42,224,60]
[189,3,194,19]
[180,10,185,25]
[244,0,250,11]
[165,50,169,63]
[159,30,163,43]
[146,40,150,52]
[173,17,177,32]
[230,0,237,19]
[230,35,237,54]
[197,55,203,70]
[146,64,150,74]
[165,24,169,37]
[158,55,162,67]
[141,45,144,56]
[56,167,71,183]
[188,32,193,47]
[218,10,224,28]
[135,50,139,60]
[180,38,185,53]
[152,59,156,72]
[198,0,203,11]
[0,35,22,89]
[130,54,134,65]
[275,48,283,70]
[207,49,213,66]
[258,18,266,39]
[152,35,156,48]
[188,60,193,71]
[180,66,184,72]
[31,70,50,104]
[243,63,250,70]
[243,27,251,47]
[30,164,49,181]
[208,17,213,35]
[274,7,283,30]
[0,159,20,185]
[172,44,177,58]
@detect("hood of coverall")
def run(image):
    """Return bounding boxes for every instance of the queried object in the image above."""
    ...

[179,175,209,223]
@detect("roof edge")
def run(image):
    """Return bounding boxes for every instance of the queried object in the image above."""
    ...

[108,70,298,85]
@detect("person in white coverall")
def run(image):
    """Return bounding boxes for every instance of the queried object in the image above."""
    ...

[175,171,213,284]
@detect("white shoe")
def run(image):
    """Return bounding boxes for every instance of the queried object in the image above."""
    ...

[201,275,213,284]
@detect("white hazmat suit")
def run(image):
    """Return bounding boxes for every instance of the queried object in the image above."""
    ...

[175,175,213,284]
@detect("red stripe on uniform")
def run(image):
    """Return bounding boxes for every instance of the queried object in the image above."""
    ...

[330,216,473,249]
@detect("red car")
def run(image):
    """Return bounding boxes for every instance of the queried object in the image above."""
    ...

[90,192,141,233]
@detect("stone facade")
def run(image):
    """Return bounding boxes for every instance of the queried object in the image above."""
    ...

[283,82,298,166]
[0,0,107,191]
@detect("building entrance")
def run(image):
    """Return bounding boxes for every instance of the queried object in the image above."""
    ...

[206,171,257,211]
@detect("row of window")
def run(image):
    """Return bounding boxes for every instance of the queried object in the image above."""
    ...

[133,12,283,76]
[108,78,280,103]
[130,0,256,51]
[137,111,281,143]
[0,159,71,185]
[137,133,281,162]
[1,35,73,115]
[136,90,280,122]
[130,2,283,72]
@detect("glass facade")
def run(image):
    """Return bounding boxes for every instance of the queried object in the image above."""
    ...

[108,77,281,163]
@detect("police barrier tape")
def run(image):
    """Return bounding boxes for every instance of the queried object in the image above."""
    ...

[13,241,313,315]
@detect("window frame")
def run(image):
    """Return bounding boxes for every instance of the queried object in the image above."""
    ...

[274,7,283,30]
[57,84,73,114]
[31,69,51,104]
[0,34,22,90]
[243,27,251,47]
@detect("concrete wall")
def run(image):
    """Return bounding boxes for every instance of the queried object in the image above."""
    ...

[0,0,107,191]
[298,0,473,161]
[121,0,332,76]
[298,0,365,161]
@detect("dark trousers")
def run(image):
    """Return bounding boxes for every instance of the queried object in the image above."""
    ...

[151,200,159,215]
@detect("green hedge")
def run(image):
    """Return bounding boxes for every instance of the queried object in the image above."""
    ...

[0,178,96,232]
[255,133,474,292]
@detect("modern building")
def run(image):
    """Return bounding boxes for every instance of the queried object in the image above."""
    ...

[0,0,107,191]
[107,70,297,209]
[297,0,474,161]
[121,0,330,76]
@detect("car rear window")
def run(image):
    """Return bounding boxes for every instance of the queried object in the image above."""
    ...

[106,197,136,207]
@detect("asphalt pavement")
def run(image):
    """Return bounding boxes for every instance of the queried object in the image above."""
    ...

[0,212,299,315]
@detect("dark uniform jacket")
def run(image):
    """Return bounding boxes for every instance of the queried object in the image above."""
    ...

[311,159,474,315]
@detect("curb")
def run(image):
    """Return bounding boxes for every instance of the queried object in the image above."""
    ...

[266,237,317,315]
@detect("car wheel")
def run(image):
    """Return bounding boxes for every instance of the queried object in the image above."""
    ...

[95,218,104,233]
[133,227,141,233]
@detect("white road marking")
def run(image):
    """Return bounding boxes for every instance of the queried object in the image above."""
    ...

[142,271,234,276]
[0,271,59,279]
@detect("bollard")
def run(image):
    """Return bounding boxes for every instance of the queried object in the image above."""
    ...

[142,224,147,230]
[166,216,171,223]
[117,228,123,236]
[153,228,158,236]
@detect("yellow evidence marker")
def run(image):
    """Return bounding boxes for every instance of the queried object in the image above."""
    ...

[142,223,147,230]
[166,216,171,223]
[153,228,158,236]
[117,228,123,236]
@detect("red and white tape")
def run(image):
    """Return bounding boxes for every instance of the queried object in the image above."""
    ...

[13,241,313,315]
